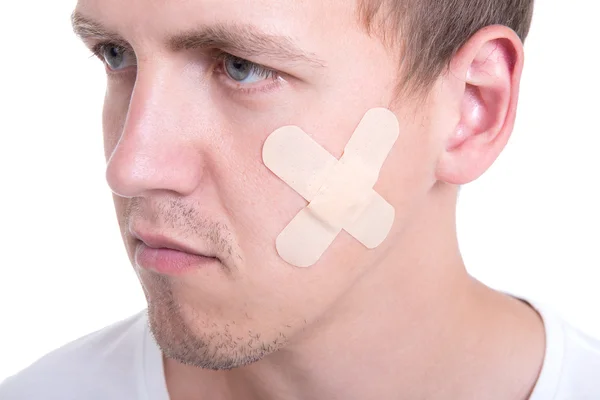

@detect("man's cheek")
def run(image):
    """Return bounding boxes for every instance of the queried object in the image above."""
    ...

[228,180,297,252]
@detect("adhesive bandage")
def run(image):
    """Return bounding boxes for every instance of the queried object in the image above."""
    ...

[262,108,399,267]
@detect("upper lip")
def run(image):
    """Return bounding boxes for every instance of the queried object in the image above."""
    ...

[130,229,217,259]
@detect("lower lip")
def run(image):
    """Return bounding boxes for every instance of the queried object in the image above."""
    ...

[135,242,218,275]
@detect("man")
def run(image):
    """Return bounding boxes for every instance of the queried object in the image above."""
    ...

[1,0,599,398]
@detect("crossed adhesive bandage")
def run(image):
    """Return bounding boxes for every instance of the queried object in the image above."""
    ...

[262,108,399,267]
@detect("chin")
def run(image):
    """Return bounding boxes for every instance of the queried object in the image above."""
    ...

[147,300,286,370]
[142,277,287,371]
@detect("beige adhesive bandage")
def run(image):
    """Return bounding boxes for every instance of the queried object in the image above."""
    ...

[262,108,399,268]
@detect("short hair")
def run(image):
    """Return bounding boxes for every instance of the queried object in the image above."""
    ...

[358,0,535,97]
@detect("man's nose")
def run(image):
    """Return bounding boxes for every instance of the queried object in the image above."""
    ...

[105,68,206,199]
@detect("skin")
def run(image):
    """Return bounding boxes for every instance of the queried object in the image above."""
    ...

[73,0,546,399]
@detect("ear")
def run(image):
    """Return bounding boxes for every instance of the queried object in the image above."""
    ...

[435,25,525,184]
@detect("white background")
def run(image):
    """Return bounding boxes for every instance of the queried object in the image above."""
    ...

[0,0,598,383]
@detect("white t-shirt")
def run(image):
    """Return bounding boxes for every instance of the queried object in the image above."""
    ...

[1,303,599,400]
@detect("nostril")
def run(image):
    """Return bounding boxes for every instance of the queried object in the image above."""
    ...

[106,154,134,198]
[105,146,149,198]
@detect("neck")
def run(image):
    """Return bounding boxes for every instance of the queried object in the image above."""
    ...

[165,184,545,400]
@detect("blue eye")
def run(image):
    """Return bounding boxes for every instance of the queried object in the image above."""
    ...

[98,44,136,71]
[223,55,274,84]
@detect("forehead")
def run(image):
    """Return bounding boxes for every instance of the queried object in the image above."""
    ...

[74,0,361,49]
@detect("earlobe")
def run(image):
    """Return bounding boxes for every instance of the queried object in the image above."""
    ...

[437,27,524,185]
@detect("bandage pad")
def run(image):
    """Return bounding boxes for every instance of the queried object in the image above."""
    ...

[263,108,399,267]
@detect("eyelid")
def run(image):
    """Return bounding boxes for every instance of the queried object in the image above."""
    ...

[211,51,285,94]
[90,41,123,58]
[89,41,137,70]
[212,51,277,78]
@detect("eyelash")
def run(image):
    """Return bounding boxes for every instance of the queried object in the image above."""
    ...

[88,42,283,95]
[89,42,130,64]
[211,51,283,95]
[89,42,109,59]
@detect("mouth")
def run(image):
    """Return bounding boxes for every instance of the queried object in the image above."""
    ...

[131,231,220,276]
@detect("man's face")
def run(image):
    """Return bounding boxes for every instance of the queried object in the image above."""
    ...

[75,0,445,369]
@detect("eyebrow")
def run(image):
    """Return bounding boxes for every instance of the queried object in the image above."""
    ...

[71,11,325,68]
[71,11,128,48]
